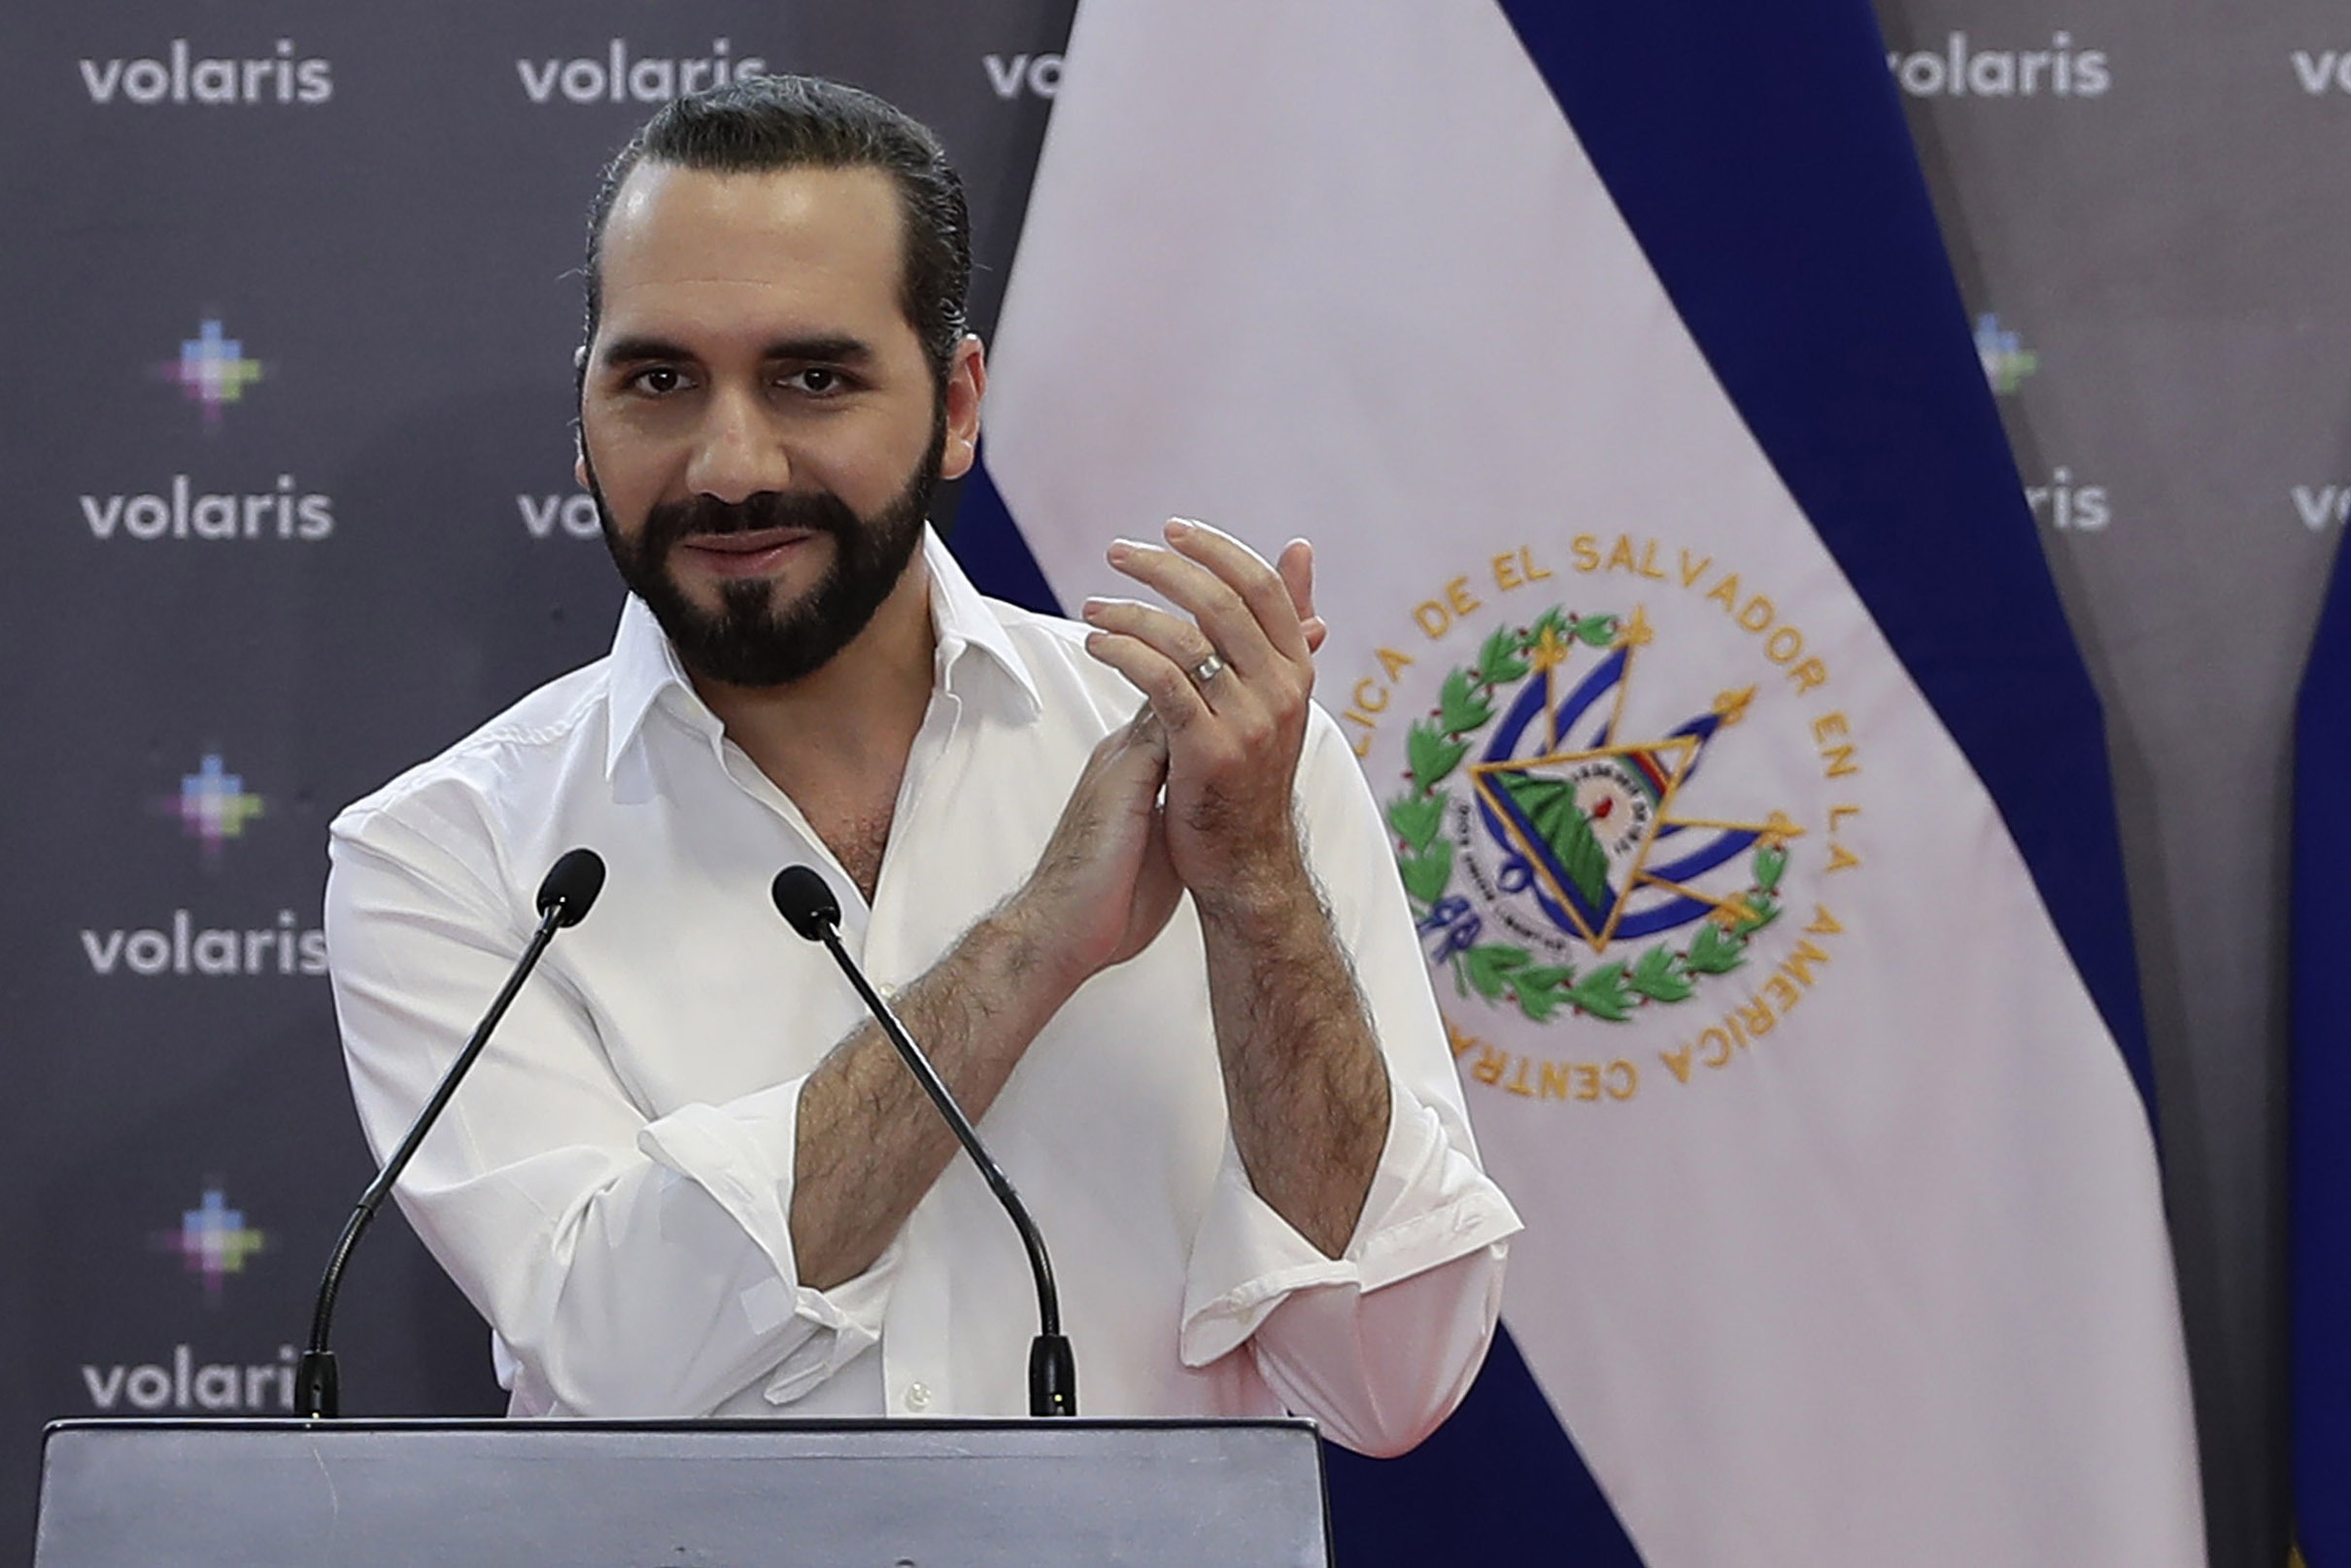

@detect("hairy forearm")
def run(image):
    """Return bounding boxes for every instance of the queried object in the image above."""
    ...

[1195,854,1393,1259]
[790,902,1074,1290]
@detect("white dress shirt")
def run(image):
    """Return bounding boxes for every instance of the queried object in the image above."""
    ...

[324,528,1520,1454]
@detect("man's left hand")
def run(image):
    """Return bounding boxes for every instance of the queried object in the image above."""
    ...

[1080,520,1318,912]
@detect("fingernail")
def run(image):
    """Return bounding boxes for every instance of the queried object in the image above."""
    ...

[1165,518,1195,538]
[1080,597,1106,620]
[1107,539,1138,562]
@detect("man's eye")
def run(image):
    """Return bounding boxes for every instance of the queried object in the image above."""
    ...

[783,367,845,395]
[629,367,686,395]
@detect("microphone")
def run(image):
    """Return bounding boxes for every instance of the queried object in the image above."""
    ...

[770,865,1076,1418]
[298,848,606,1418]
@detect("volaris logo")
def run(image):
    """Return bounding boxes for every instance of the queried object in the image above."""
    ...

[519,491,602,539]
[79,476,334,542]
[1974,314,2039,396]
[2293,51,2351,94]
[983,52,1062,99]
[150,1185,267,1301]
[155,751,263,861]
[80,40,331,105]
[154,318,261,426]
[2027,467,2110,532]
[80,910,329,977]
[517,40,767,104]
[1888,32,2109,98]
[2294,486,2351,532]
[83,1346,297,1413]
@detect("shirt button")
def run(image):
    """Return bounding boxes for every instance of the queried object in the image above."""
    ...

[903,1381,932,1412]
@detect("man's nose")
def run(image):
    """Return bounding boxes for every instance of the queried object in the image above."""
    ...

[685,385,791,502]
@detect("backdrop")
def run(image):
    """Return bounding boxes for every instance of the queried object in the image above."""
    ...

[0,2,2332,1565]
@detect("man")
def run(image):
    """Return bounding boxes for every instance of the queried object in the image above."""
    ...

[324,75,1518,1454]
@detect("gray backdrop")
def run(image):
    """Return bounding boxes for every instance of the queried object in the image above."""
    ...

[0,0,1073,1550]
[1880,3,2344,1560]
[0,2,2325,1564]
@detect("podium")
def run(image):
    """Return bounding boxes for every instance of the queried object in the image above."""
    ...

[33,1417,1333,1565]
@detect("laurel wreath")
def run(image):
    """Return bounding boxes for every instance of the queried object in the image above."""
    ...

[1387,606,1785,1024]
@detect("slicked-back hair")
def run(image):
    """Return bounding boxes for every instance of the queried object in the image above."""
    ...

[582,75,971,386]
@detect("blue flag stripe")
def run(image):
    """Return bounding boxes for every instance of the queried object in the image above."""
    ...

[945,452,1061,615]
[1493,0,2157,1114]
[1323,1324,1646,1564]
[2293,530,2351,1557]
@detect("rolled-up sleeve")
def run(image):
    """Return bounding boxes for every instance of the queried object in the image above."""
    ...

[1176,710,1523,1454]
[325,802,887,1416]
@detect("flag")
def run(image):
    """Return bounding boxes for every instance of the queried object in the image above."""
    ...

[954,1,2204,1560]
[2294,538,2351,1566]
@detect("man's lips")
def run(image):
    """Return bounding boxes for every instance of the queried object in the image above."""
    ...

[672,528,820,577]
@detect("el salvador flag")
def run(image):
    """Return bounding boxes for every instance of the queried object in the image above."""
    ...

[951,1,2205,1561]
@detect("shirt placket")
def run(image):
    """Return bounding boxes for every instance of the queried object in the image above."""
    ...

[865,681,974,1417]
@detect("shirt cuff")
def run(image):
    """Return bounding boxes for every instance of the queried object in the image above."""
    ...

[1176,1083,1522,1368]
[633,1076,902,1407]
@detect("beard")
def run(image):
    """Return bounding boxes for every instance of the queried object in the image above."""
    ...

[588,427,940,689]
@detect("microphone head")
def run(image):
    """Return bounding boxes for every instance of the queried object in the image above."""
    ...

[535,848,606,929]
[770,865,841,941]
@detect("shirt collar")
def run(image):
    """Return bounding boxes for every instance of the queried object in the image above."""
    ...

[604,594,703,777]
[922,525,1042,718]
[602,524,1042,780]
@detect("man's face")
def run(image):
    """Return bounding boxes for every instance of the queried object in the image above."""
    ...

[578,161,982,687]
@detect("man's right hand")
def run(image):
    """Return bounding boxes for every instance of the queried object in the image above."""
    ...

[791,705,1185,1289]
[1005,705,1185,995]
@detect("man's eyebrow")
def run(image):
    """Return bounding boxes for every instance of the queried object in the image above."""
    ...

[597,335,695,367]
[595,334,877,367]
[762,335,874,365]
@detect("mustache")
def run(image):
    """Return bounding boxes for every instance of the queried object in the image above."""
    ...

[640,490,862,553]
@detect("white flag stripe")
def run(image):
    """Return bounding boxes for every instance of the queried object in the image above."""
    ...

[986,2,2201,1562]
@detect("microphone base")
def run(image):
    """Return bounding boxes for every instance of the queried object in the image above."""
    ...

[1029,1334,1076,1417]
[296,1350,340,1419]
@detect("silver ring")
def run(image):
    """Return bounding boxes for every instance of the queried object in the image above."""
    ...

[1191,652,1226,687]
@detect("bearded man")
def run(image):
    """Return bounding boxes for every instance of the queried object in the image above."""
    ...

[324,75,1518,1454]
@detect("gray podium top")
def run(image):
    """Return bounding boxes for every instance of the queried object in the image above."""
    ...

[35,1417,1332,1567]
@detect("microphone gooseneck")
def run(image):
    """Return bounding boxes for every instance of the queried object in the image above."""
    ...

[769,865,1076,1417]
[298,848,607,1419]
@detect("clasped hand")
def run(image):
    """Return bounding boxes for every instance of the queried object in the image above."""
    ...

[1015,521,1324,988]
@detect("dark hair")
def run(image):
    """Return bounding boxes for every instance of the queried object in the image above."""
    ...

[582,75,971,382]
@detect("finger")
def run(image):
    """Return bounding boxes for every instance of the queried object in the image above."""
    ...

[1166,519,1312,664]
[1084,629,1212,734]
[1107,535,1282,677]
[1278,538,1327,655]
[1103,712,1172,798]
[1277,538,1314,625]
[1097,699,1171,774]
[1080,597,1224,696]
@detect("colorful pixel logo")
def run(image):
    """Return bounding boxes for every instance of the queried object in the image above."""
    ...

[1974,313,2040,396]
[151,1185,268,1301]
[153,317,264,426]
[155,751,265,863]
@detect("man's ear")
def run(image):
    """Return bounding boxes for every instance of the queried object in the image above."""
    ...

[940,334,987,481]
[572,345,594,490]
